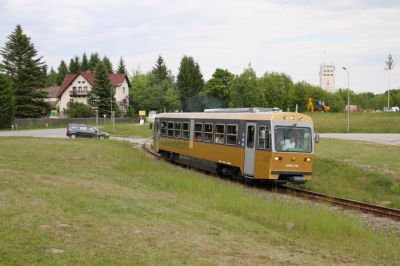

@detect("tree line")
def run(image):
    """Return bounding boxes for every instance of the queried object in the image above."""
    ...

[1,24,399,129]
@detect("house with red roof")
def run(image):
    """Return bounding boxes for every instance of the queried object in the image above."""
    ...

[57,71,130,114]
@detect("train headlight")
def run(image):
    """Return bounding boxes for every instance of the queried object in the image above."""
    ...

[274,156,282,161]
[304,157,311,162]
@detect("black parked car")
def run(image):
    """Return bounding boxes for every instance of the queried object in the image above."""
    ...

[66,124,109,139]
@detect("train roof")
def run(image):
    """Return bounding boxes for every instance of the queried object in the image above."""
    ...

[156,111,313,123]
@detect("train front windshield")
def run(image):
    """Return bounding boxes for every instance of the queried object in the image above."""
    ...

[274,126,312,153]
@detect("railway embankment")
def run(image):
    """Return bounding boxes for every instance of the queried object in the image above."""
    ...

[0,137,398,265]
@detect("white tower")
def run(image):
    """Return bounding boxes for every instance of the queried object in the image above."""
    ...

[319,64,335,92]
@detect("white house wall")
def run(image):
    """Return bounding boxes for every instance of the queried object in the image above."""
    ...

[115,79,129,106]
[59,75,91,112]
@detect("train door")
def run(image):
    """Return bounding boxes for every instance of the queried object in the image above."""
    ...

[154,119,160,152]
[244,122,256,177]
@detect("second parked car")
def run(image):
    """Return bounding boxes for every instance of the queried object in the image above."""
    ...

[66,124,109,139]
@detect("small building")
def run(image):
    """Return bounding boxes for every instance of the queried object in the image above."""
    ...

[319,64,335,93]
[44,85,61,107]
[57,71,130,114]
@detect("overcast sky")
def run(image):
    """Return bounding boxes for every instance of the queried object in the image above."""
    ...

[1,0,400,93]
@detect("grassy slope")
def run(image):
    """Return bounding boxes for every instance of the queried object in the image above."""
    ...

[303,139,400,208]
[309,112,400,133]
[0,138,399,265]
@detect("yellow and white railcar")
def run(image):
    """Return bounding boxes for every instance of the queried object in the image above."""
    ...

[152,108,317,184]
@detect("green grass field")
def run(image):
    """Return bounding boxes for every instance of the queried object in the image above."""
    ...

[0,137,399,265]
[100,123,152,138]
[309,112,400,133]
[303,139,400,209]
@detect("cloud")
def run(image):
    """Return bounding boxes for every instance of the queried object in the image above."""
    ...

[0,0,399,93]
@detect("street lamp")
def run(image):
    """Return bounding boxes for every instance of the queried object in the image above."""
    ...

[342,67,350,132]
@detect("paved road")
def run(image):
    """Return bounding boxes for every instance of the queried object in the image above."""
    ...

[0,128,67,138]
[0,128,149,145]
[1,129,399,146]
[320,133,400,146]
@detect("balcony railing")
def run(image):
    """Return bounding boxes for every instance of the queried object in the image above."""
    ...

[70,90,88,97]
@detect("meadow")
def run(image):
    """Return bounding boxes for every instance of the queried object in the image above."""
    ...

[309,112,400,133]
[0,137,399,265]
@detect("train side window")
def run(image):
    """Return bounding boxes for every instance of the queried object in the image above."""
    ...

[182,122,189,139]
[226,124,238,145]
[174,122,181,138]
[204,123,213,142]
[247,125,255,148]
[258,126,270,149]
[161,121,167,136]
[214,124,225,144]
[167,121,174,137]
[194,123,203,141]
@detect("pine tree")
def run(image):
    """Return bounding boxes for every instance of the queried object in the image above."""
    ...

[102,56,113,74]
[81,53,89,72]
[151,55,169,83]
[0,25,49,118]
[88,53,100,71]
[116,56,127,74]
[69,56,80,74]
[0,74,15,128]
[88,62,117,116]
[176,56,204,111]
[57,60,69,85]
[46,66,58,86]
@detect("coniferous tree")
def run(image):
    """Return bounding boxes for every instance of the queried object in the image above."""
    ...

[151,55,169,83]
[88,62,117,116]
[69,56,80,74]
[176,56,204,111]
[46,66,58,86]
[116,56,127,74]
[0,74,15,128]
[88,53,100,71]
[102,56,113,74]
[57,60,69,85]
[0,25,49,118]
[81,53,89,72]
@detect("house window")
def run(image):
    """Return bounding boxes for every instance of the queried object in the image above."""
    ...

[214,124,225,144]
[167,122,174,137]
[204,123,213,142]
[161,121,167,136]
[182,122,189,139]
[82,81,85,84]
[194,123,203,141]
[78,81,81,84]
[174,122,181,138]
[226,125,238,145]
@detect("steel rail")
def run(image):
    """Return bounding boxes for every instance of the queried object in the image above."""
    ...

[279,186,400,221]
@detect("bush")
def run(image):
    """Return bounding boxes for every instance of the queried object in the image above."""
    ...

[64,102,93,118]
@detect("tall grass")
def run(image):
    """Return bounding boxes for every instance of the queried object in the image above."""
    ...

[0,138,398,264]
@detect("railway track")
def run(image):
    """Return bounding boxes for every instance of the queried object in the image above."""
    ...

[142,141,400,222]
[278,186,400,221]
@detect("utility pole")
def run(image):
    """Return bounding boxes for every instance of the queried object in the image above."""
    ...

[342,67,350,132]
[385,54,395,109]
